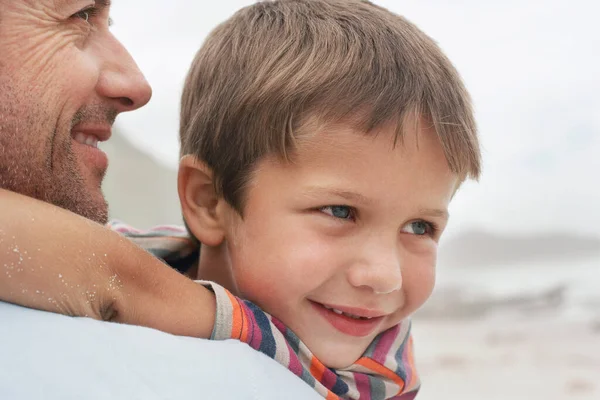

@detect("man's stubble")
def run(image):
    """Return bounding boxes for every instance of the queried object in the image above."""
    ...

[0,76,109,223]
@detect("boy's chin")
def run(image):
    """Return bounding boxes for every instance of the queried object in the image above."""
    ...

[305,335,372,369]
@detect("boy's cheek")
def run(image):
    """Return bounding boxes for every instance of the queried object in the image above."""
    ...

[402,257,437,315]
[233,239,340,307]
[401,235,439,255]
[383,266,435,331]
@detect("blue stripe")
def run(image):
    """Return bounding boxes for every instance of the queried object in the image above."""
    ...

[394,322,411,380]
[245,301,277,358]
[369,374,386,398]
[331,375,350,395]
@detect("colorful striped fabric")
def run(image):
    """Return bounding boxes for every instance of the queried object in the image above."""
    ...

[206,281,420,399]
[108,220,199,274]
[108,221,421,399]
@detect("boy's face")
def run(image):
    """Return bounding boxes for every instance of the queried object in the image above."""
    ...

[221,121,458,368]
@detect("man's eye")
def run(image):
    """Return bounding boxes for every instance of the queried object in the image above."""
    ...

[402,220,436,236]
[76,10,90,22]
[72,7,99,24]
[320,205,354,220]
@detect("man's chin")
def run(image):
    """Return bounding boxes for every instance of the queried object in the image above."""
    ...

[52,186,109,224]
[72,167,109,223]
[82,189,109,224]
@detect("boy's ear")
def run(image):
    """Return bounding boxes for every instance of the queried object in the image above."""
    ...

[178,155,227,247]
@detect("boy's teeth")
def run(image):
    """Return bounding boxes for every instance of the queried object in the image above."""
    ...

[324,305,371,320]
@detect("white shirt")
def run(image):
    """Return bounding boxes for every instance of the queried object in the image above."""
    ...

[0,302,320,400]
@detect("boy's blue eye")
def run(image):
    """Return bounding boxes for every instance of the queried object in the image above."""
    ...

[321,205,353,220]
[402,220,435,236]
[412,221,428,235]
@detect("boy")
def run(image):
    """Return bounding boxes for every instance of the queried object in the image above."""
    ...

[0,1,480,398]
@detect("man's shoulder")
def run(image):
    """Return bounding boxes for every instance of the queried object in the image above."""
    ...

[0,301,320,400]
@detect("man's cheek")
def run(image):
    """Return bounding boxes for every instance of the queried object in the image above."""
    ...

[2,19,82,85]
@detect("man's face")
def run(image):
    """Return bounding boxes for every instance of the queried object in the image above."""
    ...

[222,120,458,368]
[0,0,151,223]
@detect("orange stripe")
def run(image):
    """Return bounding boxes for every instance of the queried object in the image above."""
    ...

[310,357,341,400]
[406,336,419,388]
[239,312,249,343]
[355,357,405,394]
[325,391,339,400]
[225,291,244,340]
[309,356,326,382]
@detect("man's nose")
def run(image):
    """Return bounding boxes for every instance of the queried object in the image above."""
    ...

[346,242,403,295]
[95,33,153,112]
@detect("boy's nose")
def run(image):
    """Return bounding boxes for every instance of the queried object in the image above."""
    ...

[346,247,403,294]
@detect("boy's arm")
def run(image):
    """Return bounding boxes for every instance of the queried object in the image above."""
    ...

[0,189,215,338]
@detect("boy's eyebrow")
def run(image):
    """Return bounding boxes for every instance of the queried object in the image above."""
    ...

[303,187,450,219]
[419,208,449,220]
[303,187,373,205]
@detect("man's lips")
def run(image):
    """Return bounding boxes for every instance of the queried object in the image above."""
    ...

[73,132,100,148]
[71,124,112,143]
[70,125,111,172]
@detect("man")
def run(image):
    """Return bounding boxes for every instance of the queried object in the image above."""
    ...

[1,0,151,222]
[0,2,318,399]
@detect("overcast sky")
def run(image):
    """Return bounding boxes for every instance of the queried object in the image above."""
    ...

[108,0,600,238]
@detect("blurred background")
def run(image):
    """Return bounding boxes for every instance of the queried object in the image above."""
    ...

[103,1,600,399]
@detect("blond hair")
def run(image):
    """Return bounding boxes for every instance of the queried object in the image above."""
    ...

[180,0,480,213]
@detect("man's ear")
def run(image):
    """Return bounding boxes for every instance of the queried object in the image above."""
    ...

[178,155,227,247]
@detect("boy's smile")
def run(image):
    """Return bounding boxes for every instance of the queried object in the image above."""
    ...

[202,118,458,368]
[310,301,388,337]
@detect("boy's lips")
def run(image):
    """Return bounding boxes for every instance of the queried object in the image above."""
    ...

[310,300,386,337]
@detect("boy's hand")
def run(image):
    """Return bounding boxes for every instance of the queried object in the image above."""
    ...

[0,189,215,338]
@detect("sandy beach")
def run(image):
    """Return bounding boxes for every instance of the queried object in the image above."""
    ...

[412,314,600,400]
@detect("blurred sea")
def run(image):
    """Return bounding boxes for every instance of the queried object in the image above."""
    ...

[426,256,600,323]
